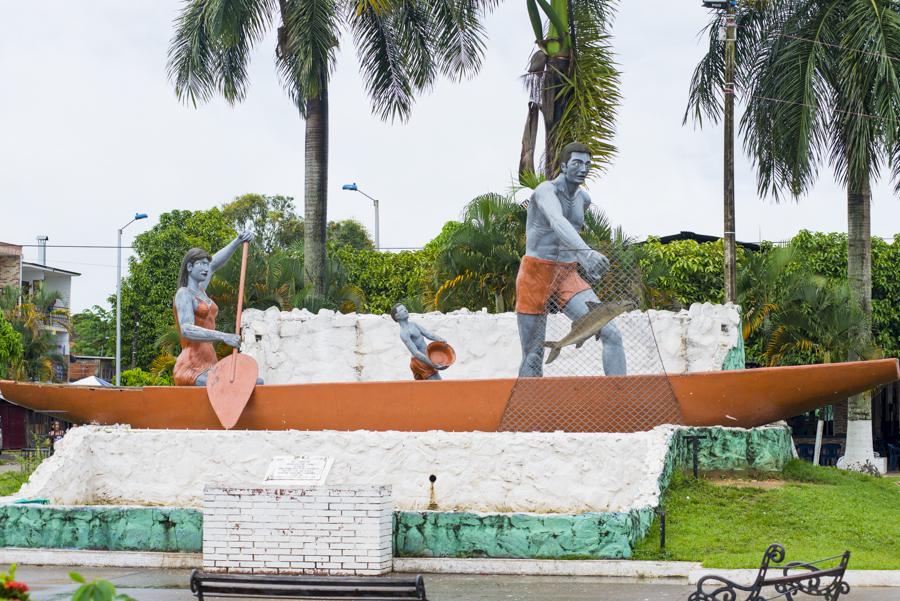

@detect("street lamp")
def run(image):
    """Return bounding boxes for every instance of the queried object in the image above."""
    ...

[341,183,380,250]
[116,212,148,386]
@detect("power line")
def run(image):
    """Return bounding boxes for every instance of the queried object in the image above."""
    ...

[16,244,135,249]
[750,93,889,122]
[732,26,900,65]
[773,31,900,64]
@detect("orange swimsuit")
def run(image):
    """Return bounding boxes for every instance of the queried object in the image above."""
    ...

[173,291,219,386]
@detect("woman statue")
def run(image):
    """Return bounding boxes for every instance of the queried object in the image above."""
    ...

[173,231,253,386]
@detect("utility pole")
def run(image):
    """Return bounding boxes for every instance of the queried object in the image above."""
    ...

[723,2,737,303]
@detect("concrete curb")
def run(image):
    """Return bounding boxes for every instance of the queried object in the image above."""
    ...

[393,558,701,578]
[6,551,900,587]
[688,568,900,588]
[0,548,201,569]
[396,559,900,587]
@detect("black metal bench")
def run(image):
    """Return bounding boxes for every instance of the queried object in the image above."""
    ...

[190,571,427,600]
[689,544,850,601]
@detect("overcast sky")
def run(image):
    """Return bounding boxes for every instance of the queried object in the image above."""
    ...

[1,2,897,313]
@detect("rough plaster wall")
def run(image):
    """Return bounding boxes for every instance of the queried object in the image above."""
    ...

[241,303,741,384]
[13,426,676,514]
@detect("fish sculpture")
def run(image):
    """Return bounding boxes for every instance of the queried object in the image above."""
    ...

[543,300,635,364]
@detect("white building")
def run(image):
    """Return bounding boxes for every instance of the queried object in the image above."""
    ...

[0,240,80,357]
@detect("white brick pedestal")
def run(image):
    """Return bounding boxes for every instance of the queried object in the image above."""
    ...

[203,485,393,575]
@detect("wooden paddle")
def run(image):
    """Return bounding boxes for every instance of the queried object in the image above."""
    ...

[205,241,259,429]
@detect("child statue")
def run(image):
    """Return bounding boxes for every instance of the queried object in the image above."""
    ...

[172,231,259,386]
[390,303,450,381]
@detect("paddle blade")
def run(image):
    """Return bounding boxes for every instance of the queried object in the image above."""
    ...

[205,353,259,429]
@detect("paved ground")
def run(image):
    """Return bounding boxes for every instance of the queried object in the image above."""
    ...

[12,566,900,601]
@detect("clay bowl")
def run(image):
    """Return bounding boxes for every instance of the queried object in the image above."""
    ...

[427,341,456,367]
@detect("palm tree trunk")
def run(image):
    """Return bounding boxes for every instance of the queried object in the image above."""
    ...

[303,88,329,296]
[840,177,878,473]
[519,101,540,178]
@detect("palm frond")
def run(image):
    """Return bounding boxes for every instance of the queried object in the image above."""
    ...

[349,2,414,121]
[427,0,494,81]
[741,1,837,199]
[277,0,340,112]
[206,0,275,102]
[393,0,437,92]
[552,4,620,173]
[168,0,217,106]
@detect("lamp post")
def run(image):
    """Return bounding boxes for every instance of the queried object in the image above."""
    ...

[341,183,380,250]
[116,213,148,386]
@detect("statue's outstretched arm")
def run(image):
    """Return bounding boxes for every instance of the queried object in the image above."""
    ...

[203,231,253,289]
[533,185,608,279]
[419,326,446,344]
[175,288,240,347]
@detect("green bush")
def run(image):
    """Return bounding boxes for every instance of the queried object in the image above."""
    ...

[333,247,435,314]
[0,313,23,379]
[119,368,173,387]
[637,237,746,307]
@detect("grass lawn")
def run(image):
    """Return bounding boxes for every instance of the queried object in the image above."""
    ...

[0,470,31,496]
[633,460,900,569]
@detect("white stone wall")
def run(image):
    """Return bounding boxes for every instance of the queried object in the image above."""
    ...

[240,303,741,384]
[203,485,393,575]
[15,425,676,514]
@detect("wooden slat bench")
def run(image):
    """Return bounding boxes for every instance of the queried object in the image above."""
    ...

[688,543,850,600]
[190,571,427,601]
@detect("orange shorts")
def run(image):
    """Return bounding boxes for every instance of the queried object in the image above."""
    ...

[410,357,438,380]
[515,255,591,315]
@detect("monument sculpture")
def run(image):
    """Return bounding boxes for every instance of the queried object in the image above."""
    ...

[391,303,452,380]
[516,141,627,377]
[172,231,257,386]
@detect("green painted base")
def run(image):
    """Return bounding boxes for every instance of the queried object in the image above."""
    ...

[0,426,792,558]
[722,335,746,371]
[394,508,655,559]
[0,505,202,552]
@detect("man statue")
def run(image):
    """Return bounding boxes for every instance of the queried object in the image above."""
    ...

[391,303,449,380]
[516,141,626,377]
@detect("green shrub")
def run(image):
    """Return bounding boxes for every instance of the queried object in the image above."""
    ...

[119,368,173,387]
[0,313,23,379]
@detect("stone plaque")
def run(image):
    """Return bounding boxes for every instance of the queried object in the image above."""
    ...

[264,455,334,485]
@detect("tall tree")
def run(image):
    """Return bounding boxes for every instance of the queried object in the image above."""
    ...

[221,194,304,252]
[520,0,621,178]
[167,0,497,295]
[687,0,900,472]
[71,305,115,357]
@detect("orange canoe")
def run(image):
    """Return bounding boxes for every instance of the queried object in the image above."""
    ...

[1,359,897,432]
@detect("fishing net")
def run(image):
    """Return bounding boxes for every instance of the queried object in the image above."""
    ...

[498,245,685,433]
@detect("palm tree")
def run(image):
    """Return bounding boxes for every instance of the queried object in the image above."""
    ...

[0,286,70,381]
[434,193,526,313]
[764,277,875,466]
[520,0,621,178]
[687,0,900,472]
[167,0,497,295]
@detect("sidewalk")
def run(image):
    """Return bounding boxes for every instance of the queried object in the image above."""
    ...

[11,565,900,601]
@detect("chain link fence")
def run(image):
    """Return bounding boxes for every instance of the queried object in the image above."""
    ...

[499,245,685,433]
